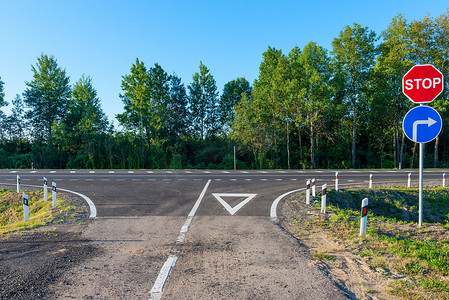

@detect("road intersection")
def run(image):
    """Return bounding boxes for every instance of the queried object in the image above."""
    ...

[1,169,447,298]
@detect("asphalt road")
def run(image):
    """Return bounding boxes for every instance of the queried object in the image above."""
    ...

[2,168,448,299]
[2,168,447,218]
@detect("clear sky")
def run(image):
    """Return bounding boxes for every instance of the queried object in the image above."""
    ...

[0,1,448,126]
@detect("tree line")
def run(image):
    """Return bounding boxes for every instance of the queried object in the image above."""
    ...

[0,11,448,170]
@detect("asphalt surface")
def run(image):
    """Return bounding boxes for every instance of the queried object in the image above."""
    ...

[2,168,448,299]
[2,168,447,218]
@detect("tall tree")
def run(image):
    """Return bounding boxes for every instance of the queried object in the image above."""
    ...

[167,74,189,139]
[219,77,252,135]
[299,42,333,168]
[332,23,377,168]
[54,75,108,168]
[373,15,413,168]
[117,58,152,167]
[188,61,219,140]
[23,54,71,139]
[0,77,7,139]
[0,76,4,106]
[5,94,26,140]
[287,46,306,167]
[252,47,290,168]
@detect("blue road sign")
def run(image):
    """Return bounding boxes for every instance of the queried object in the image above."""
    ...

[403,106,442,143]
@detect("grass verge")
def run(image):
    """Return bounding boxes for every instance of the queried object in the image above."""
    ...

[0,188,76,236]
[290,186,449,299]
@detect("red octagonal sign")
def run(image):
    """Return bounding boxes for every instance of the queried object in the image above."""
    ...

[402,64,444,103]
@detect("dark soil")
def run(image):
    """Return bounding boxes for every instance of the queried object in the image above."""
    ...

[0,187,100,299]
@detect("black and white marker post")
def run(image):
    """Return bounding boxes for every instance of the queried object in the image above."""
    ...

[306,180,311,204]
[335,172,339,191]
[43,177,48,202]
[321,184,327,214]
[360,198,369,236]
[312,178,316,198]
[52,182,57,207]
[23,193,29,222]
[17,175,20,193]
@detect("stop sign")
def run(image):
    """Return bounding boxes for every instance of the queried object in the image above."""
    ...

[402,64,444,103]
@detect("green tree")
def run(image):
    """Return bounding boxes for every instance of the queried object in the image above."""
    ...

[167,74,189,139]
[23,54,71,139]
[54,75,108,168]
[5,94,26,140]
[332,23,378,168]
[299,41,333,168]
[0,76,4,106]
[372,15,414,168]
[219,77,252,134]
[252,47,290,168]
[188,61,219,140]
[117,58,152,167]
[0,77,7,140]
[287,46,306,167]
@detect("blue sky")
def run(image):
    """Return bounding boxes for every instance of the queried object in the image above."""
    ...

[0,1,448,126]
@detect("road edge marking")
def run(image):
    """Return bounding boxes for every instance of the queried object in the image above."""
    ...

[270,188,303,222]
[149,255,178,300]
[0,183,97,219]
[59,187,97,219]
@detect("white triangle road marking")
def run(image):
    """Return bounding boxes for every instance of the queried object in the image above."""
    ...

[212,193,257,215]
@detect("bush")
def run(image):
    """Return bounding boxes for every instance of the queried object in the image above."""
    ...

[169,154,182,169]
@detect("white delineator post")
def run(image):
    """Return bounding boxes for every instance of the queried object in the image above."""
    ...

[408,173,411,188]
[443,173,446,187]
[312,178,316,198]
[360,198,369,236]
[335,172,339,191]
[369,174,373,189]
[321,184,327,214]
[52,182,57,207]
[23,193,29,222]
[306,180,311,204]
[17,175,21,193]
[43,177,48,202]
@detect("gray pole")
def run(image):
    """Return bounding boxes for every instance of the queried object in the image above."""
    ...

[419,142,423,227]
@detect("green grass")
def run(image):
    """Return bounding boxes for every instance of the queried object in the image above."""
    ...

[300,187,449,298]
[0,188,75,236]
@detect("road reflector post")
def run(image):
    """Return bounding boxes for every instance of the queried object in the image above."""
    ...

[360,198,369,236]
[369,174,373,189]
[321,184,327,214]
[306,180,311,204]
[43,177,48,202]
[52,182,57,207]
[335,172,339,191]
[23,193,29,222]
[312,178,316,197]
[443,173,446,187]
[17,175,20,193]
[408,173,411,188]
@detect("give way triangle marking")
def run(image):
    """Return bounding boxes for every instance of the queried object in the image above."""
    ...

[212,193,257,215]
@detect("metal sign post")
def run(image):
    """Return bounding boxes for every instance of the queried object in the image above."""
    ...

[402,64,444,228]
[403,105,442,228]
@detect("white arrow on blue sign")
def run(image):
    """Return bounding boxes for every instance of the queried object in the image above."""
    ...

[403,105,442,143]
